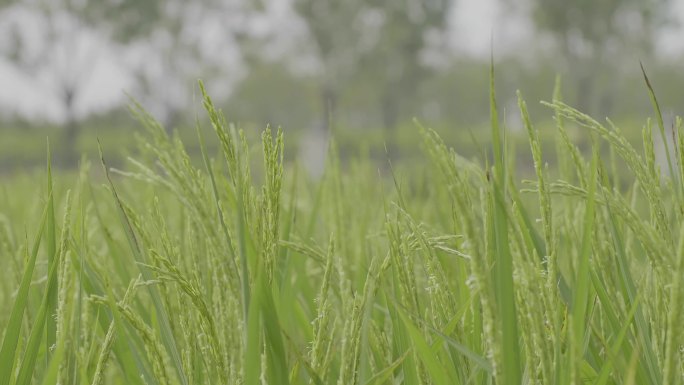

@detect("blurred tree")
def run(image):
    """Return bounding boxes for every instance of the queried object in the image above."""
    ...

[363,0,453,130]
[292,0,454,131]
[0,0,178,163]
[84,0,258,129]
[0,0,107,164]
[228,62,317,130]
[525,0,673,114]
[291,0,367,131]
[0,0,260,165]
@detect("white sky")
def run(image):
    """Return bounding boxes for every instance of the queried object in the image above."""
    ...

[451,0,532,56]
[0,0,683,124]
[452,0,684,57]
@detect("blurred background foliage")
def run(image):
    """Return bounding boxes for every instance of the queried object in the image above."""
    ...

[0,0,680,170]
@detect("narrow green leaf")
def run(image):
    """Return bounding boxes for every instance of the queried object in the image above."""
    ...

[489,55,521,385]
[640,62,676,188]
[362,350,409,385]
[98,142,188,385]
[572,150,598,359]
[260,275,290,385]
[244,276,263,385]
[594,296,641,385]
[15,236,62,385]
[195,80,239,274]
[0,199,50,385]
[421,321,493,374]
[603,196,661,384]
[385,286,418,384]
[395,304,453,385]
[46,142,58,362]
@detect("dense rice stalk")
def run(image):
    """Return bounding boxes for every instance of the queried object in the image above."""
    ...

[1,77,683,384]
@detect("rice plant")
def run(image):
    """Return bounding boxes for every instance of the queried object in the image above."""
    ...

[1,71,683,384]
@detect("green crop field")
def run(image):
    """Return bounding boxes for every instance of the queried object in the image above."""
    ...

[1,72,683,385]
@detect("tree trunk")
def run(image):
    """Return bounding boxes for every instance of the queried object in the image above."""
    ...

[381,92,399,132]
[61,86,79,167]
[163,108,182,135]
[575,71,594,115]
[321,85,337,133]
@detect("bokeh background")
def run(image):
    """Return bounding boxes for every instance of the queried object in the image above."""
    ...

[0,0,682,171]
